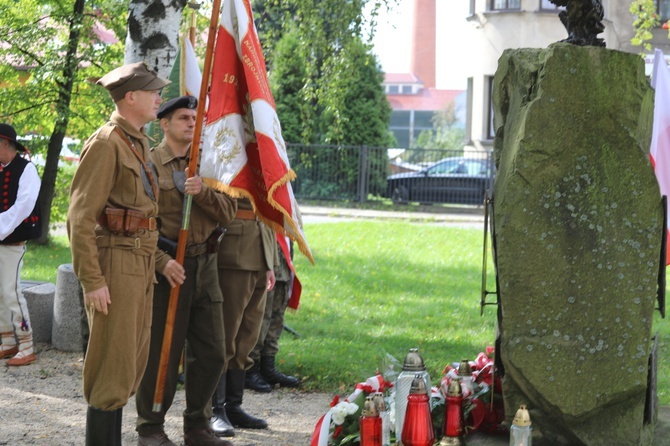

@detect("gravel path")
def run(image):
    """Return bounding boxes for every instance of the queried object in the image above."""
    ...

[0,344,331,446]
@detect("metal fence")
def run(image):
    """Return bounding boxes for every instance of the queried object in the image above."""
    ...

[286,144,495,205]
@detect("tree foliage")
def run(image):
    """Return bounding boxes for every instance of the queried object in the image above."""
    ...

[253,0,396,145]
[253,0,397,199]
[630,0,662,50]
[0,0,128,240]
[413,102,465,154]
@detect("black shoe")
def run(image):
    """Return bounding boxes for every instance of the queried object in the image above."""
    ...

[225,404,268,429]
[260,355,300,388]
[210,411,235,438]
[245,362,272,393]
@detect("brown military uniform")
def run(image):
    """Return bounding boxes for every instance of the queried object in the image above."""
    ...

[135,140,236,435]
[217,198,278,371]
[67,111,159,411]
[251,240,291,361]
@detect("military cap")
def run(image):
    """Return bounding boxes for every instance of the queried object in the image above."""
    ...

[157,95,198,119]
[97,62,171,102]
[0,123,27,152]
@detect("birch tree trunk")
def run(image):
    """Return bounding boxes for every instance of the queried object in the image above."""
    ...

[124,0,187,78]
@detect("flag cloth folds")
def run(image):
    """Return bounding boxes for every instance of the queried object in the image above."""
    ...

[277,234,302,310]
[200,0,313,263]
[146,35,202,142]
[650,48,670,265]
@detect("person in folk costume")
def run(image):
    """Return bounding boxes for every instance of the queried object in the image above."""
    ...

[0,123,41,367]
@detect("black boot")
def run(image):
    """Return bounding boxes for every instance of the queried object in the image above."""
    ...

[260,355,300,388]
[210,375,235,437]
[225,369,268,429]
[245,361,271,393]
[86,406,119,446]
[115,408,122,446]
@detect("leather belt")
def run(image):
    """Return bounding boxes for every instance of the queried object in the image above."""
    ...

[185,242,208,257]
[2,241,26,246]
[97,214,158,231]
[235,209,257,220]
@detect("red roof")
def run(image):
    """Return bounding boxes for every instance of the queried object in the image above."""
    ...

[384,73,422,84]
[386,88,463,111]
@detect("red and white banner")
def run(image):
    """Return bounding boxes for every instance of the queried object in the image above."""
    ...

[200,0,313,263]
[650,48,670,265]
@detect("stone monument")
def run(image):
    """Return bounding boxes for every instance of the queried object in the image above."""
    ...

[492,43,662,445]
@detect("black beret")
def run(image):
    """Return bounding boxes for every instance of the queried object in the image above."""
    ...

[157,95,198,119]
[97,62,170,102]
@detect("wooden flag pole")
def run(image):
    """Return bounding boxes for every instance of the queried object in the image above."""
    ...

[152,0,222,412]
[187,2,200,47]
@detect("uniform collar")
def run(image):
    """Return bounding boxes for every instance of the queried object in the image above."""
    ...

[110,111,147,141]
[154,139,190,166]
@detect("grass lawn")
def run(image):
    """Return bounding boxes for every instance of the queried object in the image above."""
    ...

[21,221,669,405]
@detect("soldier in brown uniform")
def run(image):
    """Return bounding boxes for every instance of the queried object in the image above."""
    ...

[134,96,236,446]
[67,62,169,446]
[210,198,277,438]
[244,238,300,392]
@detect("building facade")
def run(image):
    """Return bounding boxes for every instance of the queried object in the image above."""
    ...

[383,0,465,149]
[465,0,670,152]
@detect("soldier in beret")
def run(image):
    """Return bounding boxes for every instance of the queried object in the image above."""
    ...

[67,62,169,446]
[0,124,41,367]
[134,95,236,446]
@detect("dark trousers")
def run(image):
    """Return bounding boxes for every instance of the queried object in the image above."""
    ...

[219,268,267,371]
[250,280,289,361]
[136,253,225,435]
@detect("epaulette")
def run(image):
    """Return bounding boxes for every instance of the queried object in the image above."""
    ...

[96,123,116,141]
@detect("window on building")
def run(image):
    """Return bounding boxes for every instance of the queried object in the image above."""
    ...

[388,85,399,94]
[390,110,410,128]
[414,111,433,130]
[486,76,495,140]
[658,0,670,21]
[540,0,564,10]
[401,85,412,94]
[489,0,521,11]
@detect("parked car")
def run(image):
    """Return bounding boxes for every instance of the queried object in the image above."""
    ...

[386,157,493,205]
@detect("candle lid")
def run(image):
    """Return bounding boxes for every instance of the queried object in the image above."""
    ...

[362,396,378,417]
[446,378,463,397]
[372,392,386,412]
[457,359,472,376]
[402,348,426,371]
[409,375,428,394]
[513,405,532,427]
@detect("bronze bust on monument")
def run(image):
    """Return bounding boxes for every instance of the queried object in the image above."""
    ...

[549,0,605,47]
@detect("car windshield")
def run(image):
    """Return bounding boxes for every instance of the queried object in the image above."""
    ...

[426,159,486,176]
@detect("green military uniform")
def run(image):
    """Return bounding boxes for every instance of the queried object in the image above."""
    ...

[67,111,159,411]
[252,241,291,360]
[211,198,277,433]
[135,139,236,436]
[245,238,300,391]
[218,198,277,371]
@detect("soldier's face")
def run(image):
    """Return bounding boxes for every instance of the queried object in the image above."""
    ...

[165,109,197,144]
[131,89,163,122]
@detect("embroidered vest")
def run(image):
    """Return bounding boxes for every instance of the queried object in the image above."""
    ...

[1,156,41,244]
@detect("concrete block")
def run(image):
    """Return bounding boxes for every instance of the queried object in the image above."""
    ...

[22,283,55,344]
[52,264,84,352]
